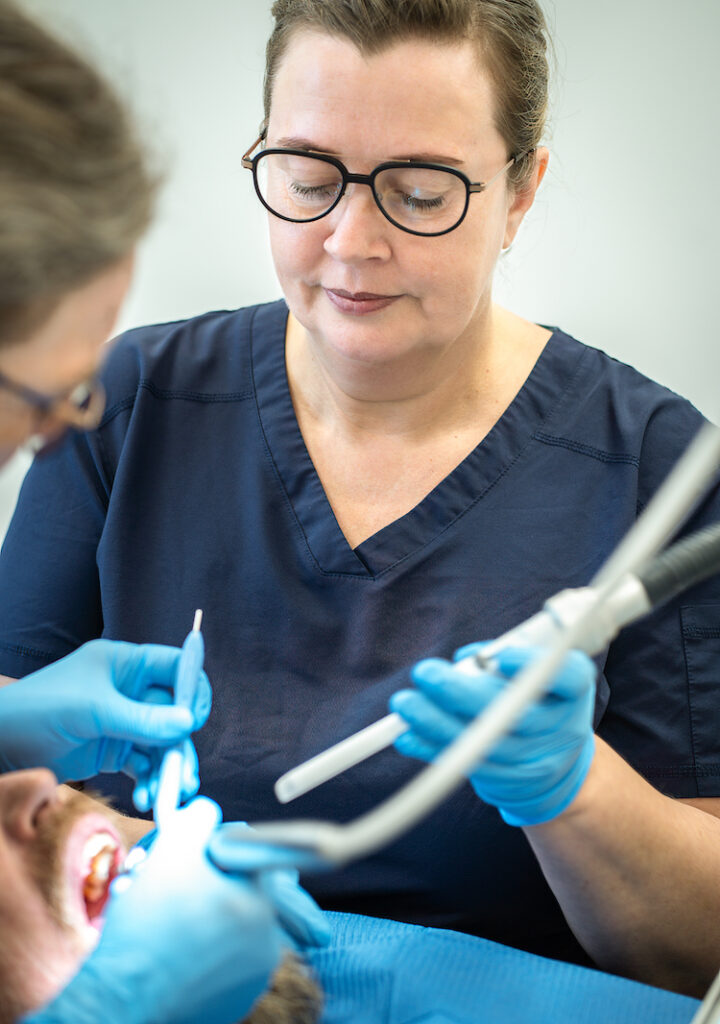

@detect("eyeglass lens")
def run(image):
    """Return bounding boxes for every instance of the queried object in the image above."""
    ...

[256,153,467,233]
[60,381,105,428]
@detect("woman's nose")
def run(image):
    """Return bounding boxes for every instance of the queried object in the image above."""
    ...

[323,184,393,263]
[0,768,59,841]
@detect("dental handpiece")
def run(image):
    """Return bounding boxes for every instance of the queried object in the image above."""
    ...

[153,609,204,830]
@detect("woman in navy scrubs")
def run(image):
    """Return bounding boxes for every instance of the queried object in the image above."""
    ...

[2,0,720,998]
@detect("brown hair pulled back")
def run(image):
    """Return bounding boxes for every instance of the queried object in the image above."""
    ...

[264,0,550,192]
[0,0,158,345]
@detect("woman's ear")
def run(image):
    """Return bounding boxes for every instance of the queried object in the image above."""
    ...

[503,146,549,249]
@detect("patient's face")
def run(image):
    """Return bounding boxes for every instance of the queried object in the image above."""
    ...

[0,769,127,1022]
[0,770,321,1024]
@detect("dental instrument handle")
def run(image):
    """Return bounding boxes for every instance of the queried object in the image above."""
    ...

[153,609,204,830]
[275,713,408,803]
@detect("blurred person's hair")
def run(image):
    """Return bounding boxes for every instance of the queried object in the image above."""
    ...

[0,0,159,345]
[263,0,551,193]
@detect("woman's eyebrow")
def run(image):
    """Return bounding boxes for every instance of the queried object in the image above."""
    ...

[272,137,465,166]
[274,136,336,152]
[393,152,464,166]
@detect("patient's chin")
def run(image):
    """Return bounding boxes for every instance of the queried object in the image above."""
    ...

[243,952,323,1024]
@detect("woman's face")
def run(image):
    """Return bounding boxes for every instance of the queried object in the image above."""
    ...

[0,255,133,466]
[266,31,545,390]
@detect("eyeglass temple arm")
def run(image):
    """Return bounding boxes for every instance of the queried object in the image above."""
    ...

[468,148,536,194]
[242,135,265,168]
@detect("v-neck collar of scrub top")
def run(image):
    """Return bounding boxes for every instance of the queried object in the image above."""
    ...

[250,300,581,579]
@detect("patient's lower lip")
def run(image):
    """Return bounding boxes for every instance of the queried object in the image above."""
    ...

[325,288,400,315]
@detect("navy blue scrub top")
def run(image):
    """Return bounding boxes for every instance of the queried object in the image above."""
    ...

[1,300,720,967]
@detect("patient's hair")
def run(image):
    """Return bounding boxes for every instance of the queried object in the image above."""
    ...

[245,953,322,1024]
[263,0,550,193]
[0,0,158,345]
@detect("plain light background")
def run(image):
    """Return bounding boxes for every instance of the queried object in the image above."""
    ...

[1,0,718,535]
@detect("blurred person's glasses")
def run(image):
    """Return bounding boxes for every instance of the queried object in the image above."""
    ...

[242,136,529,237]
[0,370,106,431]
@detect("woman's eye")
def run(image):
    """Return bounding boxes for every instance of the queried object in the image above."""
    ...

[402,193,445,211]
[289,181,339,201]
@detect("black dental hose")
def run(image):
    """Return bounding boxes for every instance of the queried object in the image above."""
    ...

[638,521,720,608]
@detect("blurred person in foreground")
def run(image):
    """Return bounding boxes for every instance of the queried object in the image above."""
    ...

[0,3,327,1021]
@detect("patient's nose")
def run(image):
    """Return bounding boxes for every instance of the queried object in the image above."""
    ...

[0,768,60,841]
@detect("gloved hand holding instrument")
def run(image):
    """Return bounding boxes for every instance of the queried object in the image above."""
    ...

[391,644,596,826]
[0,639,212,810]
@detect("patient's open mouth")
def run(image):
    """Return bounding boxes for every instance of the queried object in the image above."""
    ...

[81,832,120,923]
[62,814,125,940]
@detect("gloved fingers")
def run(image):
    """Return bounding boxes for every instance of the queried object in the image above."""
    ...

[449,646,596,737]
[480,646,597,700]
[100,693,195,745]
[132,779,152,813]
[473,734,597,823]
[184,669,212,727]
[141,685,172,706]
[114,643,212,728]
[259,870,332,949]
[395,675,587,756]
[390,688,466,746]
[392,728,533,793]
[131,747,163,812]
[179,738,201,802]
[208,827,322,873]
[393,729,443,764]
[393,704,573,770]
[108,640,181,699]
[130,739,199,812]
[394,724,543,796]
[453,641,493,663]
[95,736,132,776]
[124,748,152,793]
[409,658,505,720]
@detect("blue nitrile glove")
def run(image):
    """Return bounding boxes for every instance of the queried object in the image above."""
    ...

[0,639,211,809]
[390,644,596,827]
[21,798,283,1024]
[208,822,332,950]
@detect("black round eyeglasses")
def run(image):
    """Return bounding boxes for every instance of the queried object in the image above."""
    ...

[242,135,528,237]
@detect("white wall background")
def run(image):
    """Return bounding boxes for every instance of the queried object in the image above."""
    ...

[1,0,718,534]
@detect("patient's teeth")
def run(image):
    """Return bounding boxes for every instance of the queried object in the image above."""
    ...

[82,831,117,866]
[82,832,118,905]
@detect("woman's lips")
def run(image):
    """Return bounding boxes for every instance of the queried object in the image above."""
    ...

[325,288,401,315]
